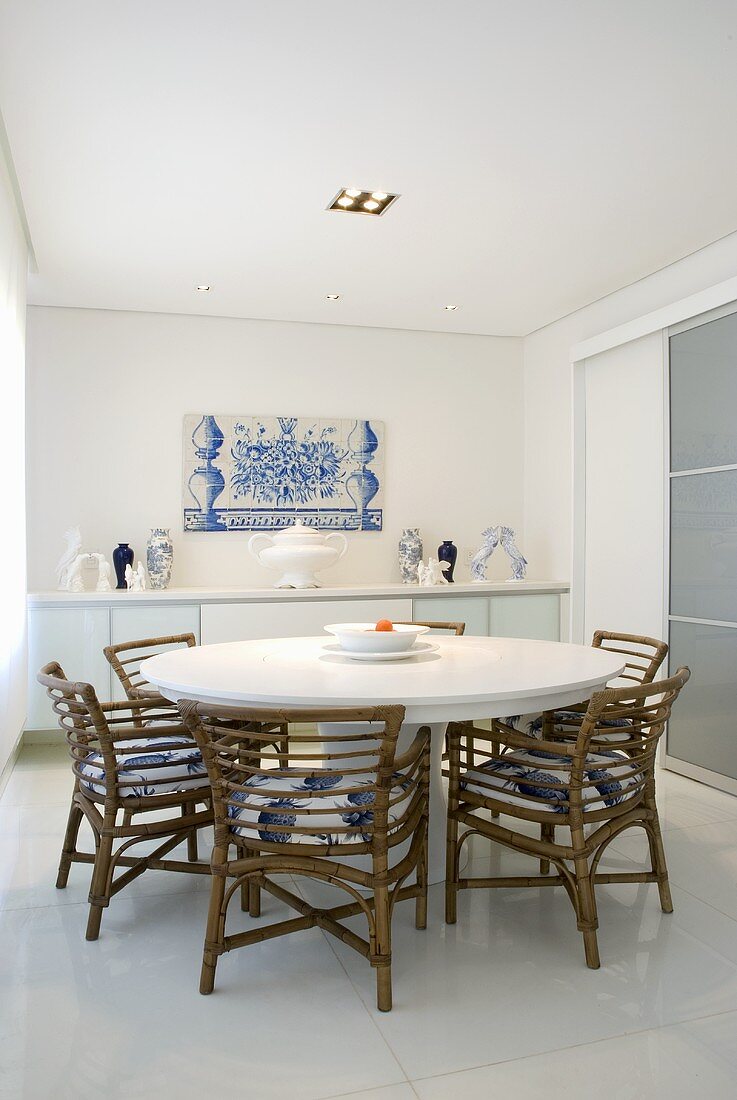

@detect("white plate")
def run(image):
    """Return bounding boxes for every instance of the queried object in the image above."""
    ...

[322,640,439,663]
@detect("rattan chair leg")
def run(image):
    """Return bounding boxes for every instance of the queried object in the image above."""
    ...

[573,855,600,969]
[56,801,84,889]
[646,817,674,913]
[374,885,392,1012]
[445,814,459,924]
[415,831,428,930]
[540,822,555,874]
[184,802,198,861]
[248,856,261,917]
[240,881,249,911]
[201,869,227,994]
[85,833,114,941]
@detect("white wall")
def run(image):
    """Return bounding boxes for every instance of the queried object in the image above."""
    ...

[26,307,523,590]
[582,333,665,642]
[0,138,28,774]
[523,228,737,586]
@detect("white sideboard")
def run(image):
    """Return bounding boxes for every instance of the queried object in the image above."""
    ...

[26,581,569,730]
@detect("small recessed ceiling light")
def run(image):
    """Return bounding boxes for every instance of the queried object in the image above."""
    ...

[326,294,341,300]
[327,188,399,215]
[444,304,459,311]
[196,285,210,292]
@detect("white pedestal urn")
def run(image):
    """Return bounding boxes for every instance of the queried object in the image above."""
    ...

[146,528,174,590]
[248,521,347,589]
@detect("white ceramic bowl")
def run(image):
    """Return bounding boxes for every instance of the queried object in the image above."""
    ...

[324,622,430,654]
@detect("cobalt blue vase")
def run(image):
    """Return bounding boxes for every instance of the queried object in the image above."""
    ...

[113,543,134,589]
[438,540,458,583]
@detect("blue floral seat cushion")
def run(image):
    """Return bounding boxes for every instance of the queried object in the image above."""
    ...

[460,747,641,815]
[228,769,413,845]
[79,736,209,798]
[501,711,634,743]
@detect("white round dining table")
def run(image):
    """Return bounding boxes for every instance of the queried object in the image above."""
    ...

[143,636,625,883]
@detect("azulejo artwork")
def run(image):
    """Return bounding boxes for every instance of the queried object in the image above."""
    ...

[183,414,384,532]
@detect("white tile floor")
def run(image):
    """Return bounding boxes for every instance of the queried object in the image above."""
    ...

[2,746,737,1099]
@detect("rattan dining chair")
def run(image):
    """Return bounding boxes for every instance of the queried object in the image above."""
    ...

[446,667,690,968]
[38,661,214,940]
[105,632,290,764]
[104,633,197,703]
[178,700,430,1011]
[540,630,670,741]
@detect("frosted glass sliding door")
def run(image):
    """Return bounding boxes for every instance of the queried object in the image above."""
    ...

[667,306,737,793]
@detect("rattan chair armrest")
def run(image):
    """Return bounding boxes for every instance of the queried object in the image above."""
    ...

[393,728,429,772]
[97,698,174,713]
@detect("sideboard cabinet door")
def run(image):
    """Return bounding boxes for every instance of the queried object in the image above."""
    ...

[27,608,111,730]
[411,596,489,636]
[489,593,560,641]
[201,599,413,644]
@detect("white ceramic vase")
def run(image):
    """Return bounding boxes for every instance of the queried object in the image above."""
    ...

[248,521,348,588]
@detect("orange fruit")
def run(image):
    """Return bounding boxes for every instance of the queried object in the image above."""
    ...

[375,619,394,632]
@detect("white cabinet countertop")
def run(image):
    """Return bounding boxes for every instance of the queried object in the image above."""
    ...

[27,580,569,607]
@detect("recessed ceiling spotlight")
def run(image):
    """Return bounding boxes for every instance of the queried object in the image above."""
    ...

[327,188,399,216]
[196,285,210,292]
[444,304,459,311]
[326,294,341,300]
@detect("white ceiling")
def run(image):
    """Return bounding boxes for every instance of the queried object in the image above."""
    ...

[2,0,737,337]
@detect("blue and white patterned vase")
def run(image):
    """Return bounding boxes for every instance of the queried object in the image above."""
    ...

[398,528,423,583]
[438,540,458,582]
[112,543,134,590]
[146,528,174,590]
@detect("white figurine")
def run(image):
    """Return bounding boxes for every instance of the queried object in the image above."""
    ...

[65,553,89,593]
[470,526,500,582]
[55,526,82,590]
[498,526,528,581]
[417,556,451,586]
[126,561,147,591]
[93,553,112,592]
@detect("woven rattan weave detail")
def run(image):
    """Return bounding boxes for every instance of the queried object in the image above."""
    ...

[37,661,215,941]
[179,700,430,1011]
[446,668,690,969]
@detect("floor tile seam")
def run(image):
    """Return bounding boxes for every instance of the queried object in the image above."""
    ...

[611,815,737,846]
[288,875,414,1088]
[316,1078,413,1100]
[406,1004,737,1088]
[0,882,215,916]
[665,879,737,934]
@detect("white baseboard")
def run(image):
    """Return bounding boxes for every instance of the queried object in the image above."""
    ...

[22,728,63,746]
[0,728,24,798]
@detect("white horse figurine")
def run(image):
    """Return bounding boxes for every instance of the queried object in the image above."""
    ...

[470,526,500,582]
[92,553,112,592]
[498,526,527,581]
[126,561,147,591]
[417,557,451,586]
[55,526,82,590]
